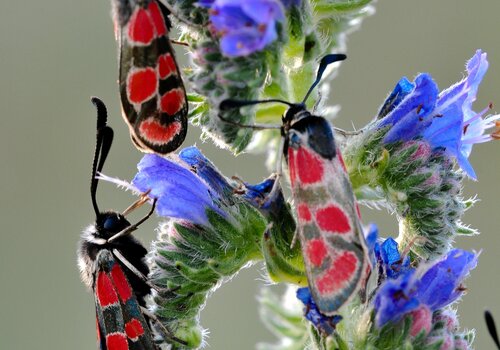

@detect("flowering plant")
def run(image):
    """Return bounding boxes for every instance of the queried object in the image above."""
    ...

[99,0,500,349]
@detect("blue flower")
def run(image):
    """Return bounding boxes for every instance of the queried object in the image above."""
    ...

[374,270,420,327]
[364,223,379,267]
[376,50,500,179]
[297,287,342,335]
[374,249,478,328]
[178,147,234,202]
[131,153,228,226]
[375,237,411,279]
[415,249,477,310]
[206,0,285,57]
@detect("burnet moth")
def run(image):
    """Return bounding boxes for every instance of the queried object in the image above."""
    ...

[77,97,183,349]
[220,54,369,316]
[110,0,188,154]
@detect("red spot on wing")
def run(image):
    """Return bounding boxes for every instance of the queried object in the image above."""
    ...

[297,204,312,222]
[96,271,119,307]
[139,119,181,143]
[296,147,324,184]
[127,68,157,104]
[125,319,145,341]
[315,251,358,295]
[128,8,155,44]
[158,53,177,79]
[106,333,128,350]
[316,205,351,234]
[287,148,297,186]
[148,1,167,36]
[110,264,133,302]
[306,239,328,267]
[160,89,185,115]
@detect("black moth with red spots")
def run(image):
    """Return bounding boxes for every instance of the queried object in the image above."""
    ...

[220,55,369,316]
[77,98,159,349]
[111,0,188,154]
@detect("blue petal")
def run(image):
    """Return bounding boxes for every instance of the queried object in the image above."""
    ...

[132,154,225,226]
[179,147,233,199]
[381,74,439,144]
[209,0,283,57]
[374,270,420,327]
[378,238,411,279]
[378,77,415,119]
[219,28,272,57]
[297,287,342,335]
[364,223,379,267]
[241,1,284,24]
[416,249,478,310]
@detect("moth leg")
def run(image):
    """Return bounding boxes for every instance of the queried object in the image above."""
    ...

[108,198,157,243]
[170,39,189,47]
[112,249,177,296]
[122,190,152,216]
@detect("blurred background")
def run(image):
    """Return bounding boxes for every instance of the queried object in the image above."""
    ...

[1,0,499,349]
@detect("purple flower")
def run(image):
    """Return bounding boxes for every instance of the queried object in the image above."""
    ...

[132,153,228,226]
[376,50,500,179]
[374,249,478,328]
[297,287,342,335]
[206,0,285,57]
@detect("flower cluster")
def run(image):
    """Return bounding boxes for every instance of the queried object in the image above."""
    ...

[375,50,499,180]
[200,0,287,57]
[374,245,478,329]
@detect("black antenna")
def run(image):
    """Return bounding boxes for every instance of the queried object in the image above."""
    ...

[302,54,347,104]
[220,98,293,111]
[90,97,114,217]
[485,311,500,349]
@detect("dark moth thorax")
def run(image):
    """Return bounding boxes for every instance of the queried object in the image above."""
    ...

[78,210,151,306]
[283,105,337,161]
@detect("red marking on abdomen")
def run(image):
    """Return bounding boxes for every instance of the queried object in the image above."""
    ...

[111,264,133,302]
[106,333,128,350]
[139,119,181,143]
[160,89,185,115]
[128,8,155,44]
[158,53,177,79]
[125,319,145,341]
[148,1,167,36]
[316,205,351,234]
[127,68,157,104]
[316,251,358,295]
[96,272,119,307]
[287,149,297,186]
[297,204,312,222]
[296,148,324,184]
[306,239,328,267]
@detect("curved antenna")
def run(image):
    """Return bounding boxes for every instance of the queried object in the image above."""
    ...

[302,54,347,104]
[220,98,294,111]
[90,97,114,216]
[485,311,500,349]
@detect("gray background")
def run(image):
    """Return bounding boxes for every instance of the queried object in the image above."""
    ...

[0,1,499,349]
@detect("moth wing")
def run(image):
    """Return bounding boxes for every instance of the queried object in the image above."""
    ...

[288,141,368,315]
[116,0,187,154]
[93,249,157,350]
